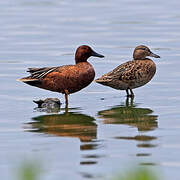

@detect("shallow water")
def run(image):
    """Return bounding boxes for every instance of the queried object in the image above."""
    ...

[0,0,180,179]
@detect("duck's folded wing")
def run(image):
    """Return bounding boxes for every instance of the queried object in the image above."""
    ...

[110,60,154,82]
[96,61,135,82]
[27,67,59,79]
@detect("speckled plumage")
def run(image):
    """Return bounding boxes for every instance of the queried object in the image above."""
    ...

[18,45,104,106]
[95,45,160,97]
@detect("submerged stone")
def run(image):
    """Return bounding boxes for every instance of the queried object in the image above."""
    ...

[33,98,61,113]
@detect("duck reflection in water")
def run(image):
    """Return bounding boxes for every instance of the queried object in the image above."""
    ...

[98,97,158,158]
[27,112,97,142]
[25,111,101,166]
[98,97,158,132]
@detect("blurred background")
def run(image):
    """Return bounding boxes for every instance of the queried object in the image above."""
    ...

[0,0,180,179]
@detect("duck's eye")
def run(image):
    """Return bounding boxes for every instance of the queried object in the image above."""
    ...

[141,48,146,50]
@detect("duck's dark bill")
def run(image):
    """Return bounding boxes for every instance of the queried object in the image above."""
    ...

[91,51,104,58]
[150,52,160,58]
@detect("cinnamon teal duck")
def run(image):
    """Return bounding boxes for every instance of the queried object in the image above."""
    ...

[95,45,160,97]
[18,45,104,106]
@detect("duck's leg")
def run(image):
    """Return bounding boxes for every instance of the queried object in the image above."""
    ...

[126,89,130,97]
[126,89,134,105]
[64,89,69,108]
[129,88,134,97]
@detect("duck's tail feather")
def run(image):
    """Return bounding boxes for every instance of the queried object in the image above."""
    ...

[16,77,41,86]
[95,76,112,85]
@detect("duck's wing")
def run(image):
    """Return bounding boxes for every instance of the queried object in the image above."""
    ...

[17,67,60,84]
[27,67,59,79]
[107,61,135,78]
[96,60,135,82]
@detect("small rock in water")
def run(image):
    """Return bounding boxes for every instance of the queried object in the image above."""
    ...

[33,98,61,112]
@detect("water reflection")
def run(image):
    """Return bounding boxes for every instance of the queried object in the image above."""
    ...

[98,98,158,154]
[98,98,158,132]
[26,111,102,166]
[27,112,97,142]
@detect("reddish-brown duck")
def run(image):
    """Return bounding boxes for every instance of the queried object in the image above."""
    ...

[18,45,104,106]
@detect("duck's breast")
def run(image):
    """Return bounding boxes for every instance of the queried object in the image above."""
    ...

[129,59,156,89]
[72,62,95,93]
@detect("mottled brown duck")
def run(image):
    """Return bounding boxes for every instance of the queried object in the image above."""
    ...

[95,45,160,97]
[18,45,104,106]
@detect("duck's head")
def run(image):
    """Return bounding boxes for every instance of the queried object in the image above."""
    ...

[75,45,104,63]
[133,45,160,60]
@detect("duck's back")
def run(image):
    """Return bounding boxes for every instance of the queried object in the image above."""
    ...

[96,59,156,90]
